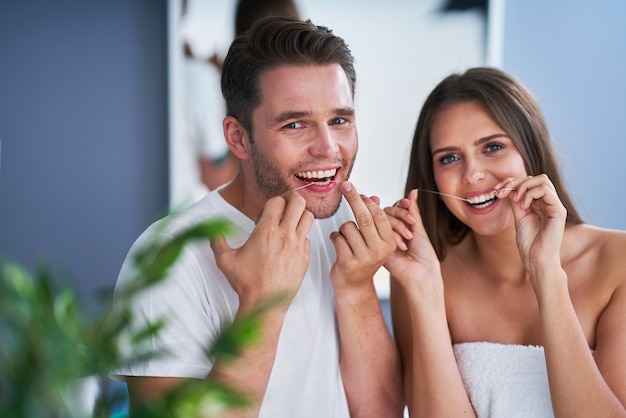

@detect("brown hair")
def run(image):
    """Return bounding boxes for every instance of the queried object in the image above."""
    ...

[405,67,582,260]
[235,0,300,37]
[221,15,356,135]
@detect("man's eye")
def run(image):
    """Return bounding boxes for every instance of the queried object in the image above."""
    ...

[284,121,303,129]
[329,118,346,125]
[439,155,458,165]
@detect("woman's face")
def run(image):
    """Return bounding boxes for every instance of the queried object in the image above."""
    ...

[429,100,527,235]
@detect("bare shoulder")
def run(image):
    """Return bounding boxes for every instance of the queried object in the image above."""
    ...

[579,223,626,259]
[565,223,626,284]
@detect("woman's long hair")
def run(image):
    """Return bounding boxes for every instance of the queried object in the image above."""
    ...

[405,67,582,260]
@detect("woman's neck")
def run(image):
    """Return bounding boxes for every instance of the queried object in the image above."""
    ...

[464,226,528,286]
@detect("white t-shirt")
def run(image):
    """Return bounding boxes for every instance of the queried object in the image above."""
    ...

[113,188,352,417]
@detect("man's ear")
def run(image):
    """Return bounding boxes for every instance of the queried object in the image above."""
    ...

[223,116,251,160]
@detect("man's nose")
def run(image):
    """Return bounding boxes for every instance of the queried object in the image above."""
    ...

[309,125,339,157]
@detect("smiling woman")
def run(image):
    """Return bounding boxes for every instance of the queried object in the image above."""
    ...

[386,66,626,417]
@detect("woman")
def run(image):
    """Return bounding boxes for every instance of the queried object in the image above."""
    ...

[385,67,626,417]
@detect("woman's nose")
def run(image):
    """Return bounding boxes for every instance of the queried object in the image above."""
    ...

[462,160,486,184]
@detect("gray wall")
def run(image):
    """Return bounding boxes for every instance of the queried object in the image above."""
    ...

[0,1,168,311]
[501,0,626,230]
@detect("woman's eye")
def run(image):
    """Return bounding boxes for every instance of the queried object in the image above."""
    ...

[485,142,504,153]
[439,154,458,165]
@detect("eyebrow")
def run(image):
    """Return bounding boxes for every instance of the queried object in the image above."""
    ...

[431,133,509,156]
[273,111,311,125]
[271,107,355,126]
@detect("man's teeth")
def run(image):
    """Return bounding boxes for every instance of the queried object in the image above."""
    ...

[467,190,497,205]
[296,169,337,181]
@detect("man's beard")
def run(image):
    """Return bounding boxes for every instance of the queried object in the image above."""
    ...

[249,142,355,219]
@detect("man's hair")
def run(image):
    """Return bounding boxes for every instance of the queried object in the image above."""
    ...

[221,15,356,134]
[235,0,300,37]
[404,67,583,260]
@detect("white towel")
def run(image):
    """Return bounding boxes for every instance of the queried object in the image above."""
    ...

[453,342,554,418]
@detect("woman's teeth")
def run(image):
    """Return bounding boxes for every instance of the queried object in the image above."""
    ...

[467,190,498,207]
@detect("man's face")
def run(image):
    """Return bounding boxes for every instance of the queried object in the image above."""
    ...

[248,64,358,219]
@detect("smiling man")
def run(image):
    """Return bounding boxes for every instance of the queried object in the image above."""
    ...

[113,16,403,418]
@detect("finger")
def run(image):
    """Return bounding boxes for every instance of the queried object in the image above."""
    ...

[520,183,559,210]
[209,235,232,259]
[360,194,395,242]
[366,195,381,206]
[395,234,409,251]
[494,177,518,199]
[256,195,287,227]
[340,182,387,246]
[386,214,414,241]
[406,189,427,236]
[280,190,308,229]
[297,208,315,237]
[330,230,350,256]
[386,220,409,251]
[384,204,415,242]
[507,174,549,209]
[384,199,416,225]
[340,181,373,230]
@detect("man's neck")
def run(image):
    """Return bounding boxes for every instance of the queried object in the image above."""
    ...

[219,175,266,221]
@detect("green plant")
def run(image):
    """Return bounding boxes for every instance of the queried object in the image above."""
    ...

[0,218,269,418]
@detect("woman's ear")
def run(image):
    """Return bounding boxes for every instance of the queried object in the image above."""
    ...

[223,116,251,160]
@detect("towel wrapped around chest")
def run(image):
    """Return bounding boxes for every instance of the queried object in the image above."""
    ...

[453,342,554,418]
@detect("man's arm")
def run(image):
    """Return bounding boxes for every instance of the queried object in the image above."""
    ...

[125,192,313,417]
[124,303,289,418]
[331,181,404,417]
[206,191,314,416]
[126,376,189,415]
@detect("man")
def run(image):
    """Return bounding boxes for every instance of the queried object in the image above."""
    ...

[114,16,403,417]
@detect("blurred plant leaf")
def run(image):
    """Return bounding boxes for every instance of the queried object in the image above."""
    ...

[0,216,281,418]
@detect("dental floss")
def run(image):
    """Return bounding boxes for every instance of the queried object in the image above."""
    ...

[415,189,470,202]
[290,181,517,204]
[291,182,316,191]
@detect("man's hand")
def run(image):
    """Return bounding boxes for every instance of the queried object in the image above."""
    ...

[330,181,396,291]
[211,190,314,311]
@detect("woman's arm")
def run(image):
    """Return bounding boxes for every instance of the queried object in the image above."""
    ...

[501,175,626,417]
[386,189,475,417]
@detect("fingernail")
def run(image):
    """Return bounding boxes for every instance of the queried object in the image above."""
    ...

[341,181,353,192]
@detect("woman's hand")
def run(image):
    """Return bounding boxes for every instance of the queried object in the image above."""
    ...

[495,174,567,279]
[383,189,442,296]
